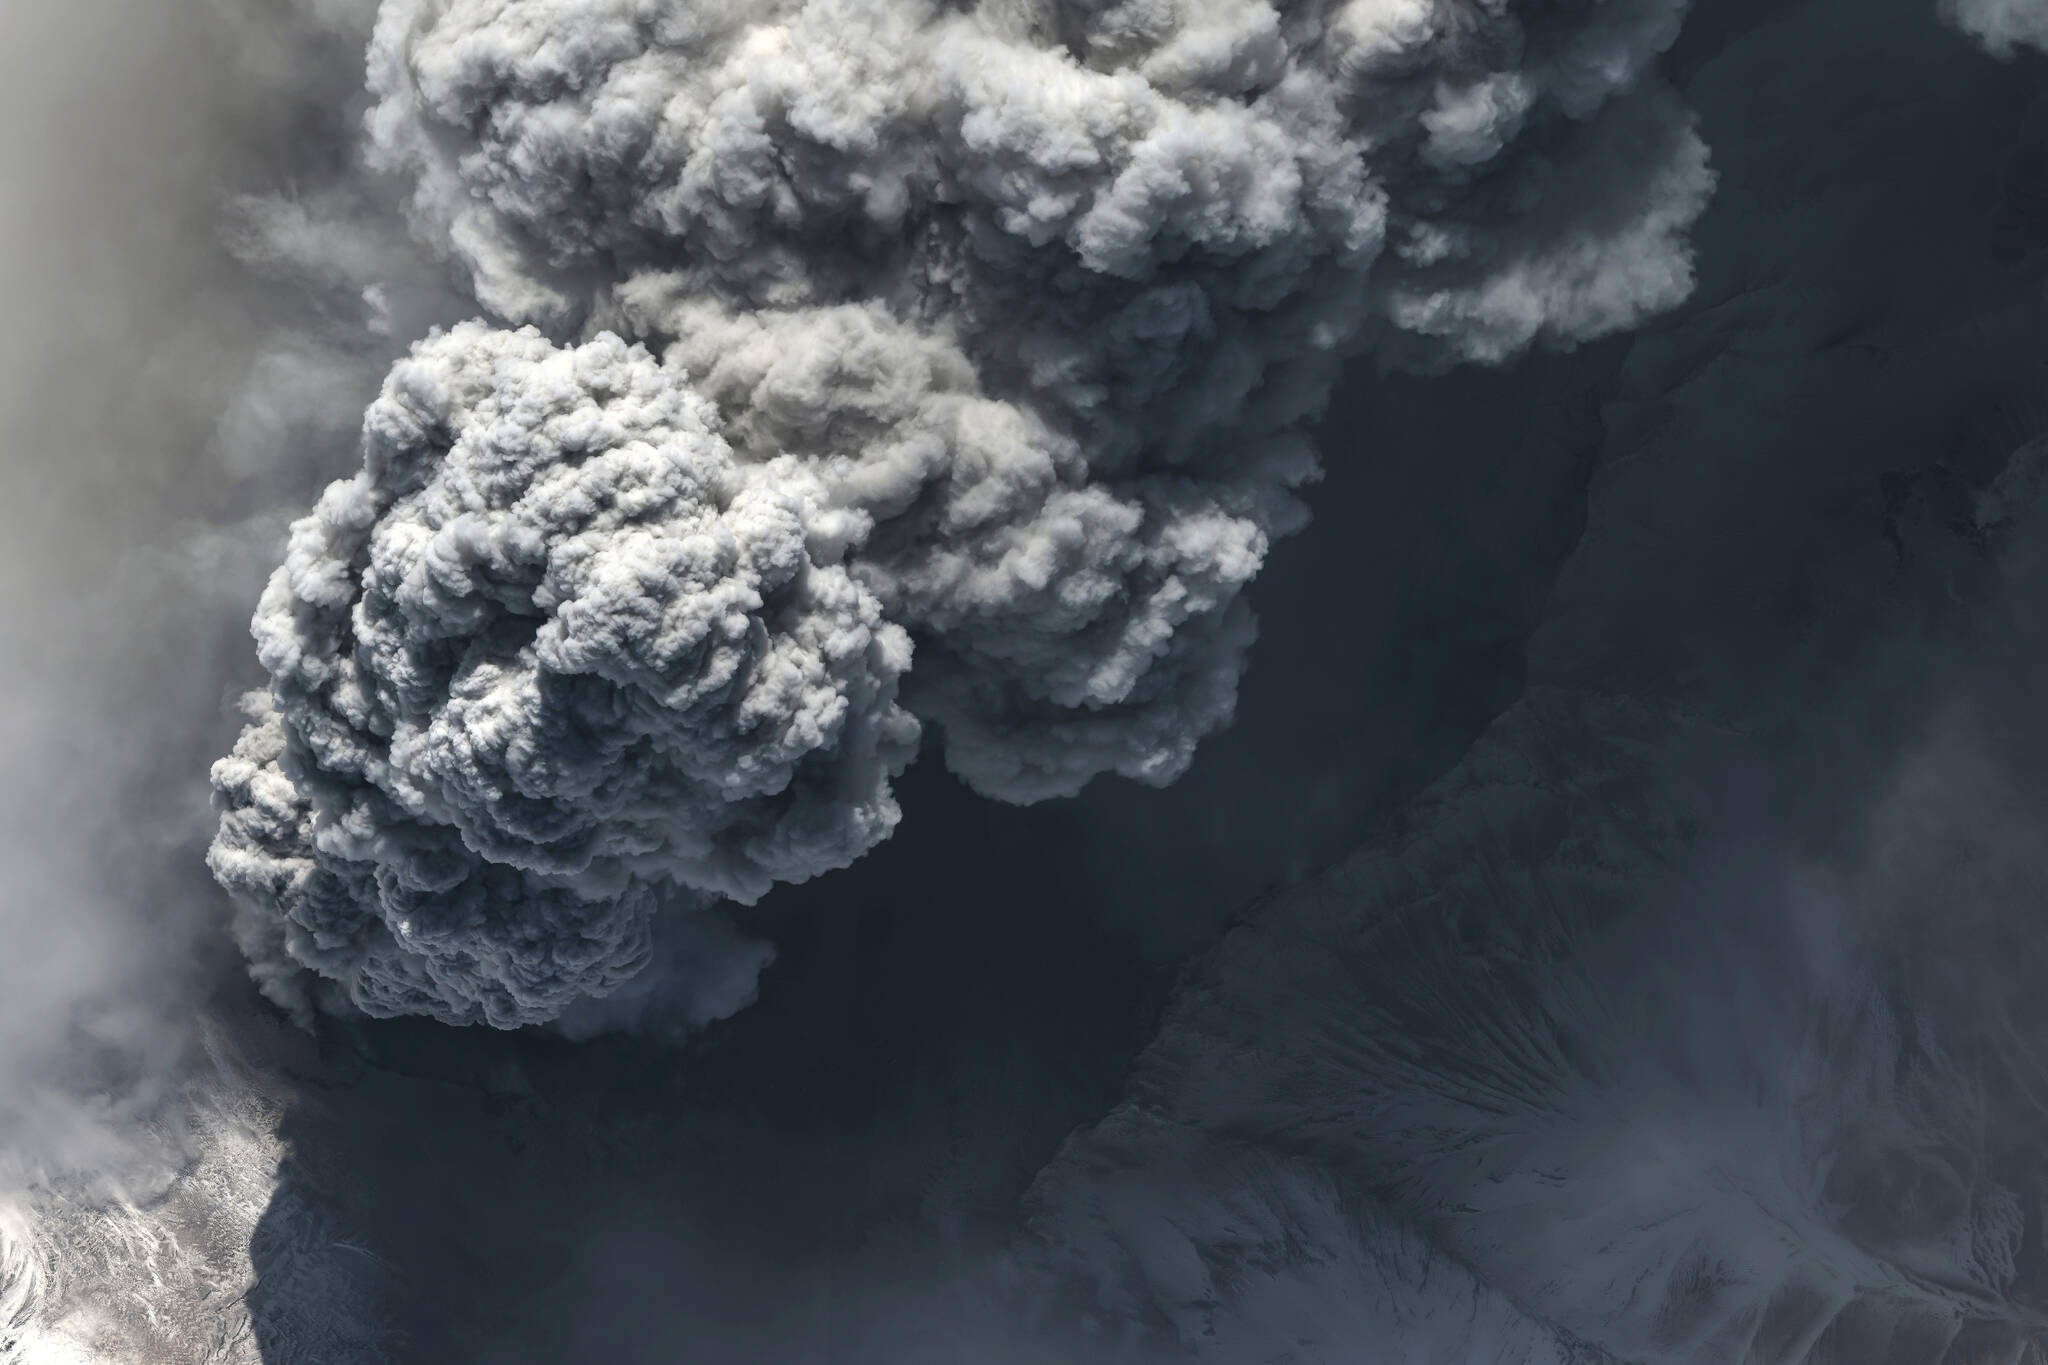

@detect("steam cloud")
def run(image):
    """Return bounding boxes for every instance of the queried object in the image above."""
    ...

[211,0,1714,1027]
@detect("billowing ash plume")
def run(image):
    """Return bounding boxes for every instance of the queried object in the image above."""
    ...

[213,0,1713,1027]
[209,324,916,1026]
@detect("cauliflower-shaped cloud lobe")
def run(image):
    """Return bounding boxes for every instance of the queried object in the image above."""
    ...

[215,0,1715,1027]
[211,325,918,1026]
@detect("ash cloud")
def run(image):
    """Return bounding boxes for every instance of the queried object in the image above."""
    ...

[22,0,2048,1360]
[214,0,1714,1029]
[212,323,919,1027]
[0,0,353,1180]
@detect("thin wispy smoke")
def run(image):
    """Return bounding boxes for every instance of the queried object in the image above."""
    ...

[0,0,323,1181]
[212,0,1715,1029]
[1946,0,2048,53]
[0,1,414,1358]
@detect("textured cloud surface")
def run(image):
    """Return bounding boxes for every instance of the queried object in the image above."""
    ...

[213,0,1713,1026]
[212,324,917,1026]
